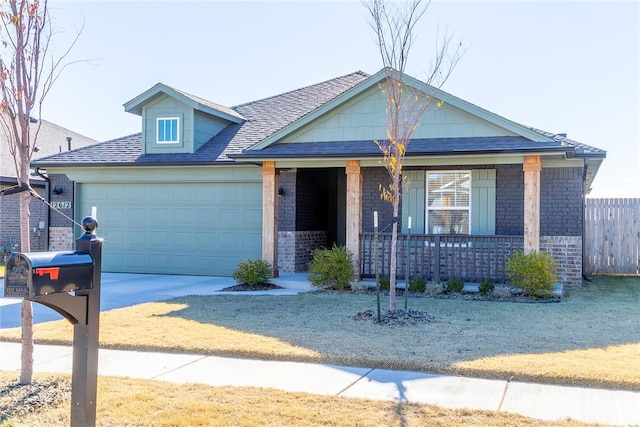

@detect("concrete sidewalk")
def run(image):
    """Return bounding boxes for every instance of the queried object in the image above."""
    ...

[0,341,638,426]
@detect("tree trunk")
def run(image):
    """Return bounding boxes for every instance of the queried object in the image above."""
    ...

[389,220,398,310]
[389,174,400,310]
[18,171,33,385]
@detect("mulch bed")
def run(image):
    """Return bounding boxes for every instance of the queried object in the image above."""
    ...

[220,283,283,292]
[0,377,70,421]
[352,308,435,326]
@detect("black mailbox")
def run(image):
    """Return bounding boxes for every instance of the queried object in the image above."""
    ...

[4,251,94,298]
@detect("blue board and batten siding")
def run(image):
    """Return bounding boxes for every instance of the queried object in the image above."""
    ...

[282,85,518,143]
[141,95,233,155]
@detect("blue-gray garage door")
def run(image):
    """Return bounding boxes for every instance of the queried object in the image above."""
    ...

[77,182,262,276]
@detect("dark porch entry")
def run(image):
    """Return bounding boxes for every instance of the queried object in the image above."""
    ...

[278,168,346,272]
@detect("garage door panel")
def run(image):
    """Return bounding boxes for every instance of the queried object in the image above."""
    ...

[194,232,218,249]
[149,186,170,201]
[105,186,126,201]
[78,182,261,276]
[127,186,148,200]
[219,185,240,202]
[243,184,262,201]
[153,208,171,224]
[148,254,171,270]
[172,187,194,201]
[195,186,218,201]
[149,231,170,246]
[194,209,218,225]
[128,208,148,224]
[101,206,126,223]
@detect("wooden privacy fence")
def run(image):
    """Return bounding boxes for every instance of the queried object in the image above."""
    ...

[584,198,640,274]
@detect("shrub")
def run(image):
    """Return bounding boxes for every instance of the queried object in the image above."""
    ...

[425,281,445,296]
[378,276,390,291]
[447,277,465,293]
[478,279,495,295]
[505,251,558,297]
[307,245,355,290]
[233,259,272,286]
[408,276,427,293]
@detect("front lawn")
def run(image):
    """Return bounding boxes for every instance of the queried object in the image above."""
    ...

[1,275,638,390]
[0,372,596,426]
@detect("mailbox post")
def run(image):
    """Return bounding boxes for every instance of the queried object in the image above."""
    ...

[3,216,102,427]
[71,216,102,427]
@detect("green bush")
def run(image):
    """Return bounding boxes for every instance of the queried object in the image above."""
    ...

[233,259,272,286]
[307,245,355,290]
[505,251,557,297]
[478,279,495,295]
[408,276,427,293]
[447,277,464,293]
[378,276,390,290]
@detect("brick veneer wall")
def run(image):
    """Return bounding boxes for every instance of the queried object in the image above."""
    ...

[495,164,524,235]
[277,170,329,272]
[541,235,582,287]
[361,167,393,232]
[278,171,296,231]
[540,167,583,236]
[0,183,47,252]
[48,174,75,228]
[49,226,73,251]
[278,230,326,272]
[495,165,583,236]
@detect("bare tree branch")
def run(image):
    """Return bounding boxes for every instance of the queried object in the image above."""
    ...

[0,0,81,385]
[363,0,464,310]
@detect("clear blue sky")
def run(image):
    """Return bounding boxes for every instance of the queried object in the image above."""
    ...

[43,0,639,197]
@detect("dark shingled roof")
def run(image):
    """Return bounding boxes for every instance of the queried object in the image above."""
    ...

[528,127,606,157]
[33,70,606,167]
[1,117,97,180]
[34,71,370,166]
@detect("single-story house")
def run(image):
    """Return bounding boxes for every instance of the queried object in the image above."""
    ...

[0,118,96,254]
[32,69,605,286]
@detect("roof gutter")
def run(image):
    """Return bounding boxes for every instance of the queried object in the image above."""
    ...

[229,146,572,161]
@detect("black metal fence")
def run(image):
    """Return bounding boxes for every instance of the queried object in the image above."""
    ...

[360,233,524,283]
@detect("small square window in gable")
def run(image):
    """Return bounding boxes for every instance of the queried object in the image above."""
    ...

[156,117,180,144]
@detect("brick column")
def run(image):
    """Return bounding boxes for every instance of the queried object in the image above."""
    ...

[346,160,362,278]
[262,161,279,277]
[523,155,541,254]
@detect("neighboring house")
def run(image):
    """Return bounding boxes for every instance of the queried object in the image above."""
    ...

[0,118,97,253]
[32,69,605,286]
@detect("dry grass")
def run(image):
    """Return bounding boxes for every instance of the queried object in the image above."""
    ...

[1,276,638,390]
[0,372,597,427]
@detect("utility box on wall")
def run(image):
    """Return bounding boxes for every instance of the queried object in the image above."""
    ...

[4,251,93,298]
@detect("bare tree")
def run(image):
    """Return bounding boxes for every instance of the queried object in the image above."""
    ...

[0,0,79,384]
[364,0,462,309]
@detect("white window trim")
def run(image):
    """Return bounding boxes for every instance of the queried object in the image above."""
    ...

[425,170,472,235]
[156,117,180,144]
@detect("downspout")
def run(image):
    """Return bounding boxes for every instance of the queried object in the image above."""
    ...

[582,158,592,282]
[35,167,51,251]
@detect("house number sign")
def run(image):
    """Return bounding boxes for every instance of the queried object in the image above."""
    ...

[51,201,72,210]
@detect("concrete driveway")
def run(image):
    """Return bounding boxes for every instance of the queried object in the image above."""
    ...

[0,272,313,329]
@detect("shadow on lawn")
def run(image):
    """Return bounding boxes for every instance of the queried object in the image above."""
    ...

[159,275,640,371]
